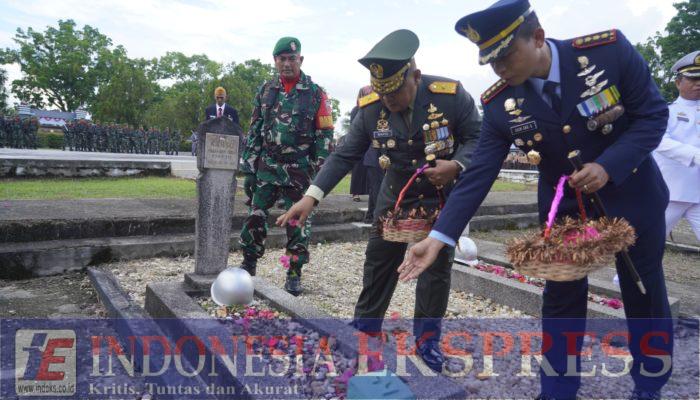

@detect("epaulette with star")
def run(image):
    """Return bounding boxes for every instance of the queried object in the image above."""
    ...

[481,79,507,105]
[428,81,458,94]
[358,92,380,108]
[572,29,618,49]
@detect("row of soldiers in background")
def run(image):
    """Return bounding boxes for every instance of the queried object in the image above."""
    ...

[63,120,182,154]
[0,116,39,149]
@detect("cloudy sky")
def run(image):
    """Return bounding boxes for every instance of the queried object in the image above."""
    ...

[0,0,678,118]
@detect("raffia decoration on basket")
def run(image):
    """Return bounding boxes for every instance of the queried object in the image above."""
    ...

[380,207,440,243]
[506,216,636,281]
[505,174,636,282]
[380,161,444,243]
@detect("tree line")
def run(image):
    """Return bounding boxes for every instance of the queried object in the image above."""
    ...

[0,20,340,134]
[0,2,697,130]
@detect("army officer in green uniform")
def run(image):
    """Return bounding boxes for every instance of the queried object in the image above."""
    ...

[278,29,481,372]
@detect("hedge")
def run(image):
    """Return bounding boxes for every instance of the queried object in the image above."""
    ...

[37,132,65,149]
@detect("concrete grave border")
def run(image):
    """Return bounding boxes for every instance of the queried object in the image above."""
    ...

[145,274,469,399]
[450,239,680,318]
[87,267,215,397]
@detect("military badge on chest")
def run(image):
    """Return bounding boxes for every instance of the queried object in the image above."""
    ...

[575,56,624,135]
[505,98,542,165]
[422,103,454,157]
[373,109,393,170]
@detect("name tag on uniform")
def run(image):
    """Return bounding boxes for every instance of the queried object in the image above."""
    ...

[373,130,393,139]
[510,121,538,136]
[677,116,689,122]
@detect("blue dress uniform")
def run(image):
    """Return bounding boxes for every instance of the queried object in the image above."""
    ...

[430,0,673,398]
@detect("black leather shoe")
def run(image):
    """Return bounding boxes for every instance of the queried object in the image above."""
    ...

[629,389,661,400]
[241,257,257,276]
[416,340,444,373]
[284,275,302,296]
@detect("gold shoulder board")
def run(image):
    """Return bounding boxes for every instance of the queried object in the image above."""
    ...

[358,92,380,108]
[428,81,458,94]
[572,29,618,49]
[481,79,508,105]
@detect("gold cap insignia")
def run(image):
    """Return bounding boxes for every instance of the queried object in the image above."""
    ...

[290,41,297,51]
[465,24,481,43]
[370,63,410,94]
[695,54,700,65]
[369,63,383,79]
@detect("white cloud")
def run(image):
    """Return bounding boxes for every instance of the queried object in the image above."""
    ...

[0,0,679,114]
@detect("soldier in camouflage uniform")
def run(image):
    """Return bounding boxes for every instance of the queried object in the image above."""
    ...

[62,122,72,151]
[172,129,181,155]
[239,36,334,296]
[0,117,5,148]
[28,117,38,149]
[11,117,21,148]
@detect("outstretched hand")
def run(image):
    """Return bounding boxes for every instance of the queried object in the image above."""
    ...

[397,237,446,281]
[276,196,316,227]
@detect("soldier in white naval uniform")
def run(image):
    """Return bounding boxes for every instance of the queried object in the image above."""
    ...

[653,50,700,240]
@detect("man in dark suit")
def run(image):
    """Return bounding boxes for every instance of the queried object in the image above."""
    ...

[399,1,673,399]
[205,86,239,124]
[278,29,482,372]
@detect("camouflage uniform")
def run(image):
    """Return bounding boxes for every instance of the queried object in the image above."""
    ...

[62,122,72,150]
[0,117,5,147]
[11,117,21,148]
[28,117,38,149]
[240,71,334,278]
[172,130,181,155]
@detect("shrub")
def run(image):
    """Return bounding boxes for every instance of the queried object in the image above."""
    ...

[37,132,64,149]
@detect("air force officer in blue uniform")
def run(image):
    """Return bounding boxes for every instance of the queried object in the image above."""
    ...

[398,1,673,399]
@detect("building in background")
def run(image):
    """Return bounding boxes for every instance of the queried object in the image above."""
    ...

[17,103,89,131]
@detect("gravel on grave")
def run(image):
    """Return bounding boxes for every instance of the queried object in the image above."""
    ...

[101,241,528,319]
[100,243,699,399]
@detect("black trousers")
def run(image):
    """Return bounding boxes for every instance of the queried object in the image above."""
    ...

[541,216,673,398]
[353,228,454,341]
[366,166,385,221]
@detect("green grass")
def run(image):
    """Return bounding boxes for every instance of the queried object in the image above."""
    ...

[330,174,352,195]
[0,176,197,200]
[330,175,533,194]
[491,179,536,192]
[0,175,532,201]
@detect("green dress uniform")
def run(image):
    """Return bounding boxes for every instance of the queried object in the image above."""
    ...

[304,29,481,372]
[239,37,335,295]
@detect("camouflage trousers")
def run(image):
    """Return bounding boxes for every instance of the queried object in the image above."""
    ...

[239,181,311,277]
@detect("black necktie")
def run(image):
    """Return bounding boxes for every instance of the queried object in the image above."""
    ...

[543,80,561,115]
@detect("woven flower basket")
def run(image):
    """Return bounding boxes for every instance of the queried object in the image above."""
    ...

[506,175,636,281]
[381,163,444,243]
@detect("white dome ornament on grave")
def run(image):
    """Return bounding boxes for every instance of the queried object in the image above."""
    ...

[210,266,254,306]
[454,237,478,266]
